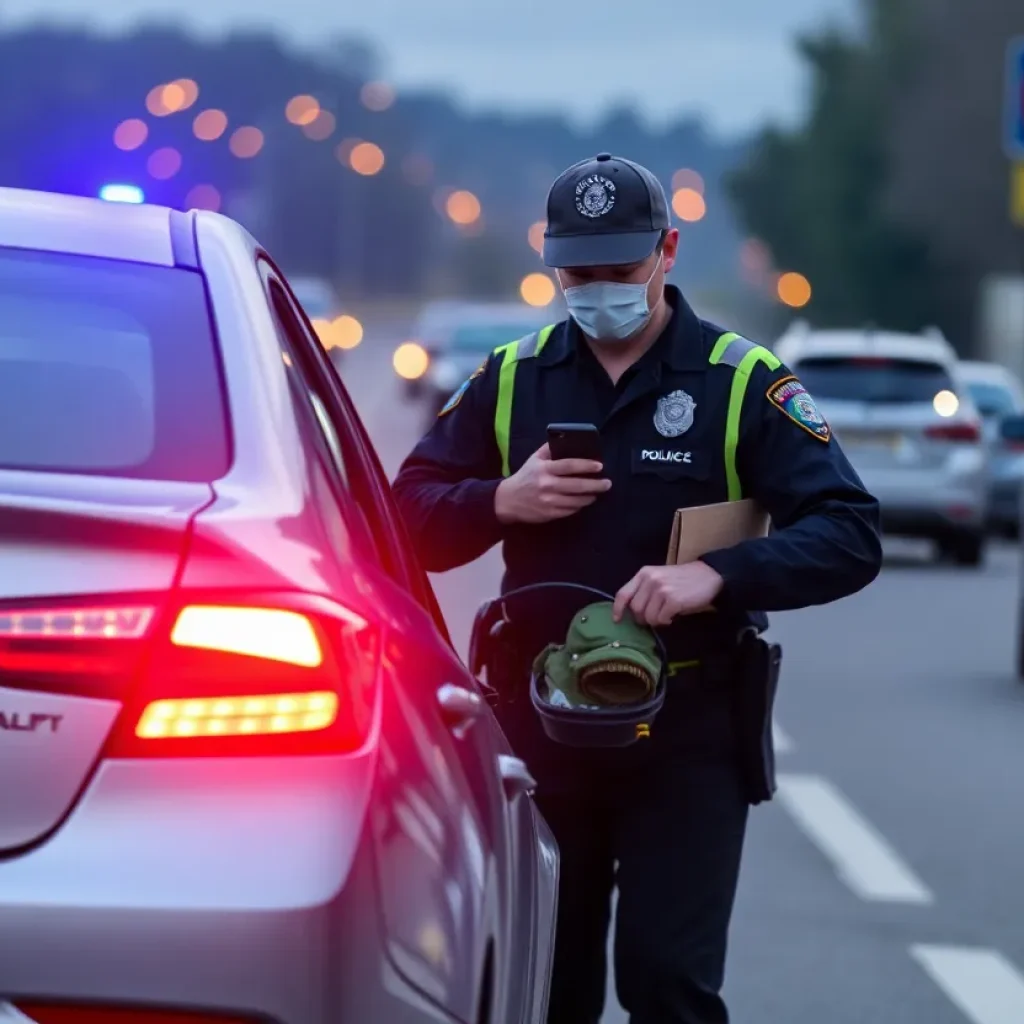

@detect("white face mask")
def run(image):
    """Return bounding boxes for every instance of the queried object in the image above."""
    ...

[561,254,662,342]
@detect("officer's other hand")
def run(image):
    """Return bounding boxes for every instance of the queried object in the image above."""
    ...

[494,443,611,525]
[613,562,724,626]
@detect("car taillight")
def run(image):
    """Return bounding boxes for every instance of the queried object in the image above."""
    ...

[925,422,980,443]
[0,601,157,691]
[0,592,380,757]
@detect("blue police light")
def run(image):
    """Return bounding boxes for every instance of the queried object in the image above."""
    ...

[99,184,145,204]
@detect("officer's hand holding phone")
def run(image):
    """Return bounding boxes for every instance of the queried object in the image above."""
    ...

[494,442,611,525]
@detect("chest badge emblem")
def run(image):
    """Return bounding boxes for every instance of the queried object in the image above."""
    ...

[654,389,695,438]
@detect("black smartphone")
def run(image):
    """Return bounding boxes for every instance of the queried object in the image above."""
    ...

[547,423,602,463]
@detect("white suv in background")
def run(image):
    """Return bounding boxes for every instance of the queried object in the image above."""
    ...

[774,324,989,566]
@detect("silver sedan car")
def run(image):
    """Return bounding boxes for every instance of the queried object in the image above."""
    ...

[775,326,989,565]
[0,187,557,1024]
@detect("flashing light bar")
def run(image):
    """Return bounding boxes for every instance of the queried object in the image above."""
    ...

[99,184,145,204]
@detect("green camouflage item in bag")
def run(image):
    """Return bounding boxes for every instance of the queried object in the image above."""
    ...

[532,601,662,710]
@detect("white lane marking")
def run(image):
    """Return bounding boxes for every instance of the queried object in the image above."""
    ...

[772,720,794,754]
[910,945,1024,1024]
[776,773,933,903]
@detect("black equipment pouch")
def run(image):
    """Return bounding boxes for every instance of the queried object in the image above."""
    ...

[732,629,783,806]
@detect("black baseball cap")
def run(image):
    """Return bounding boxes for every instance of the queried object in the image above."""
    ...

[542,153,670,269]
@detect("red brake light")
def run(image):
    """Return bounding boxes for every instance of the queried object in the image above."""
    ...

[925,422,980,443]
[0,592,380,758]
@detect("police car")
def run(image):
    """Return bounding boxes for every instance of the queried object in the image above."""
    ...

[774,323,989,565]
[0,187,558,1024]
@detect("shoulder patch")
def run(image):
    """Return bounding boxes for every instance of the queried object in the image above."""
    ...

[766,375,830,442]
[437,360,486,417]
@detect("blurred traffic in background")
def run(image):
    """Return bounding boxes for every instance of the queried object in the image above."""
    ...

[1,0,1024,1020]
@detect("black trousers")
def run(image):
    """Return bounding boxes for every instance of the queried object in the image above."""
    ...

[498,667,749,1024]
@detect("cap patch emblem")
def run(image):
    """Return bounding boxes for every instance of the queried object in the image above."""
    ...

[575,174,616,218]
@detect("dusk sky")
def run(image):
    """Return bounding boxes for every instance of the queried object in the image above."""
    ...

[4,0,860,135]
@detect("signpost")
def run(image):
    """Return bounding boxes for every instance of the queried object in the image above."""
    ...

[1006,37,1024,226]
[1005,36,1024,162]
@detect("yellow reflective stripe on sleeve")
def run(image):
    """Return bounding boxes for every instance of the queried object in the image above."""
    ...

[494,340,519,478]
[709,331,742,364]
[710,333,781,501]
[492,324,556,478]
[535,323,556,355]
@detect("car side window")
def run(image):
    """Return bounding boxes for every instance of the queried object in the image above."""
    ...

[259,260,454,647]
[262,284,381,568]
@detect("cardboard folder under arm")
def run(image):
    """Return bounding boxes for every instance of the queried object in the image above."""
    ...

[665,499,771,565]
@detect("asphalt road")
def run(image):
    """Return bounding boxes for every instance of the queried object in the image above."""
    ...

[338,325,1024,1024]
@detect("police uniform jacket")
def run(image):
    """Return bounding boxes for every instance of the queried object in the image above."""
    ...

[393,286,882,657]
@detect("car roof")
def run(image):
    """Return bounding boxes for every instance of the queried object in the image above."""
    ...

[0,186,176,266]
[957,360,1020,384]
[774,325,956,367]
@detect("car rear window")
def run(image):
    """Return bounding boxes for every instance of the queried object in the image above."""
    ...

[794,356,955,404]
[450,323,544,351]
[0,247,229,481]
[966,381,1019,417]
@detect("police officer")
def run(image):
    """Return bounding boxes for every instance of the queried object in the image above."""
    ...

[393,153,882,1024]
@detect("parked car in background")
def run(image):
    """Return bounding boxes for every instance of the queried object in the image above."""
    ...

[0,187,558,1024]
[395,302,554,429]
[774,324,989,566]
[958,360,1024,538]
[994,414,1024,678]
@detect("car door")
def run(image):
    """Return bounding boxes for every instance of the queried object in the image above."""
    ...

[257,259,537,1022]
[261,259,553,1024]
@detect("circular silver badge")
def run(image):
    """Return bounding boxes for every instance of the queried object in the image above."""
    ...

[574,174,617,218]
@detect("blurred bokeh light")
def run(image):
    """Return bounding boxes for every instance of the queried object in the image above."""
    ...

[229,126,264,158]
[286,95,320,126]
[147,147,182,180]
[113,118,148,151]
[360,81,396,112]
[520,272,556,307]
[317,314,364,350]
[393,342,429,379]
[672,188,706,222]
[671,169,704,194]
[193,109,228,141]
[933,390,960,417]
[146,79,199,117]
[528,221,546,255]
[446,190,481,225]
[99,184,144,204]
[184,183,222,211]
[777,271,812,308]
[349,142,385,176]
[302,109,336,141]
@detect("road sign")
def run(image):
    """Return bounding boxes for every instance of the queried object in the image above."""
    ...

[1012,163,1024,226]
[1004,36,1024,160]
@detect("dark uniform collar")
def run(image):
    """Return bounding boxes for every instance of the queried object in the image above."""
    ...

[537,284,709,373]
